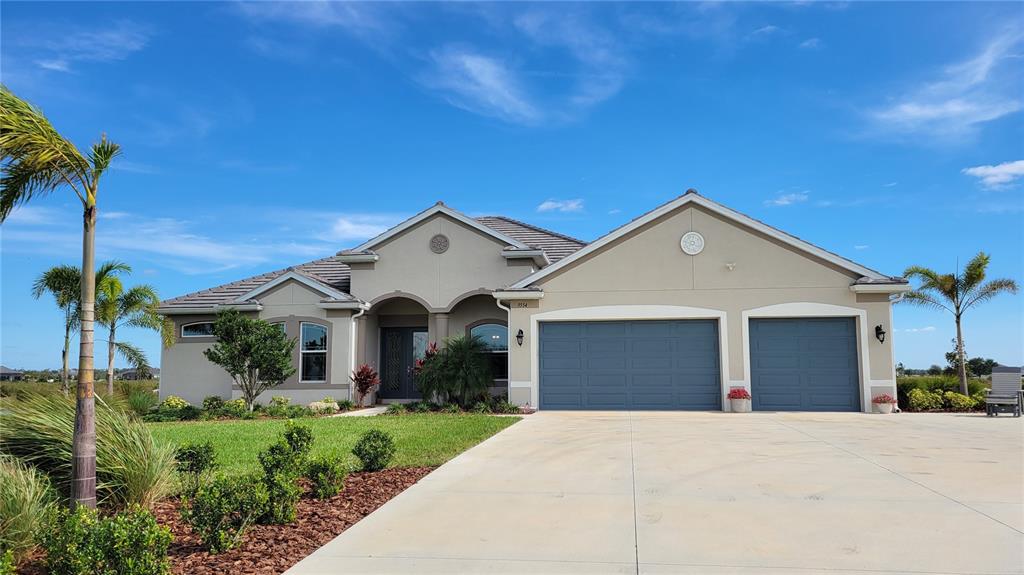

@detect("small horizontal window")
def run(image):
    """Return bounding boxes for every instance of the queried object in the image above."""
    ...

[181,322,215,337]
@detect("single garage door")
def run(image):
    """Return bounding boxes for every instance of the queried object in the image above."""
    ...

[749,317,860,411]
[539,320,721,410]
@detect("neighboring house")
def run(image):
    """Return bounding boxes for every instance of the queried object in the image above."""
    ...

[117,367,160,380]
[159,191,909,412]
[0,365,25,381]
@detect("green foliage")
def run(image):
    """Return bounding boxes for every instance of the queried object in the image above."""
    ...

[255,422,313,524]
[409,401,433,413]
[441,403,461,414]
[352,429,395,472]
[385,403,407,415]
[269,396,290,407]
[127,390,159,416]
[283,421,314,456]
[220,398,248,418]
[337,399,356,411]
[414,335,492,407]
[943,391,976,412]
[907,388,944,411]
[43,505,172,575]
[202,396,225,412]
[471,401,492,414]
[161,395,190,411]
[175,442,217,476]
[896,376,987,409]
[491,399,520,414]
[0,394,176,508]
[0,455,56,564]
[306,457,347,499]
[0,549,13,575]
[203,309,297,411]
[182,474,268,553]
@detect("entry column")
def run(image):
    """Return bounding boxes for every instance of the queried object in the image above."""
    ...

[429,312,449,345]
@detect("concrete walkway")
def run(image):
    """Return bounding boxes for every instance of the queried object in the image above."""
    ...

[331,406,388,417]
[287,412,1023,574]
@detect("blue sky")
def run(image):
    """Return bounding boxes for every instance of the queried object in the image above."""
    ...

[1,2,1021,371]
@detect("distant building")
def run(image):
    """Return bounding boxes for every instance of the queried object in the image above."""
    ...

[0,365,25,381]
[117,367,160,381]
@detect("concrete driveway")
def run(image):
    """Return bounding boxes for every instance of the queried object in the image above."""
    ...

[287,412,1023,574]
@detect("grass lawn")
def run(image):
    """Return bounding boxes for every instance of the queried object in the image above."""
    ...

[149,414,519,475]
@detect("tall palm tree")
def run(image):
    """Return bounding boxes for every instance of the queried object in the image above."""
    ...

[1,86,121,509]
[95,268,165,395]
[32,261,131,395]
[903,252,1019,394]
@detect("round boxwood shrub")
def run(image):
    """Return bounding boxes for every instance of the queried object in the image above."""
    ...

[306,456,347,499]
[44,505,172,575]
[352,429,395,472]
[943,391,976,412]
[183,473,268,553]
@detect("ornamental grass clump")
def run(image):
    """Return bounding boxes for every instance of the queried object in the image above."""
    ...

[0,393,176,508]
[0,455,56,565]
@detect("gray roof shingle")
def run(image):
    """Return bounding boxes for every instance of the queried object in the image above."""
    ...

[473,216,586,262]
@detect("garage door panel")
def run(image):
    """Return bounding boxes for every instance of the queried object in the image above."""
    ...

[539,320,721,410]
[751,318,860,412]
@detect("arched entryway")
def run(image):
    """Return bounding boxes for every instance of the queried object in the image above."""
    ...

[364,296,430,401]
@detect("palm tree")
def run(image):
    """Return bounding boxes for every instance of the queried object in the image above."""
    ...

[903,252,1019,394]
[95,268,165,395]
[1,86,122,509]
[32,261,131,396]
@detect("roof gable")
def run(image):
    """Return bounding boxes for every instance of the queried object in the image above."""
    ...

[231,270,352,303]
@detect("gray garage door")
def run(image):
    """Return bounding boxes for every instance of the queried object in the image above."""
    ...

[539,320,721,410]
[749,318,860,412]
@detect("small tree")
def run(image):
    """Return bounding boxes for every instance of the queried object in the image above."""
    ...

[414,336,491,407]
[203,310,296,411]
[350,364,380,407]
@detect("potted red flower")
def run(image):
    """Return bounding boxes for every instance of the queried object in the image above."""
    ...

[872,393,896,414]
[727,387,751,413]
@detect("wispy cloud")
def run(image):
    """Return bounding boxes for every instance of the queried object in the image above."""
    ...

[2,206,60,226]
[867,29,1023,139]
[764,191,809,207]
[854,244,869,250]
[748,25,782,39]
[537,199,585,213]
[897,326,937,334]
[423,47,540,125]
[799,38,821,49]
[962,160,1024,189]
[608,208,622,215]
[319,214,403,242]
[236,1,388,36]
[16,20,151,73]
[883,181,898,187]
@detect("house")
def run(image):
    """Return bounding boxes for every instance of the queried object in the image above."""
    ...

[117,367,160,380]
[158,191,909,412]
[0,365,24,381]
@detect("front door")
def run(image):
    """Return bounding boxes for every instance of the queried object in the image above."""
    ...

[379,327,429,400]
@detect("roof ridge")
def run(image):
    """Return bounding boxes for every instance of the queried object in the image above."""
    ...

[477,215,587,245]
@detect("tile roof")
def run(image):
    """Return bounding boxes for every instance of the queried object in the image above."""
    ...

[160,216,587,310]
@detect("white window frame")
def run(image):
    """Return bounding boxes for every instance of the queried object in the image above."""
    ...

[299,322,328,383]
[180,321,215,338]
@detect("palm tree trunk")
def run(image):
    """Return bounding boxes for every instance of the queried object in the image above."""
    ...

[955,315,968,395]
[61,310,71,396]
[71,205,97,509]
[106,325,116,396]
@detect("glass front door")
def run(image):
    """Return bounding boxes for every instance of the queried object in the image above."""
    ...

[379,327,428,399]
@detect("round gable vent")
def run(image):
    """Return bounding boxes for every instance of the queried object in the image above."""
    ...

[680,231,705,255]
[430,234,450,254]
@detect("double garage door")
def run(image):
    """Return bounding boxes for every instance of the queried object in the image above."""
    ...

[538,317,860,411]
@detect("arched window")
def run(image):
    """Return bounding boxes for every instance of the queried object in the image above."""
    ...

[300,323,328,382]
[181,322,215,337]
[470,323,508,380]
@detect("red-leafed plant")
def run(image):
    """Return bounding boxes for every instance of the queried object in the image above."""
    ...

[872,393,896,404]
[351,364,380,407]
[412,342,439,375]
[726,388,751,400]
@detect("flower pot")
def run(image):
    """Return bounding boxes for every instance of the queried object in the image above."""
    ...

[875,402,894,414]
[730,398,751,413]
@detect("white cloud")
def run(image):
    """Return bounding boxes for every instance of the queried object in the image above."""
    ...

[868,29,1023,139]
[35,59,70,72]
[236,1,387,35]
[3,206,60,225]
[962,160,1024,189]
[18,20,151,73]
[854,245,869,250]
[898,326,937,334]
[320,214,400,241]
[423,47,540,125]
[764,191,809,207]
[537,199,585,213]
[608,208,622,215]
[799,38,821,49]
[883,181,898,187]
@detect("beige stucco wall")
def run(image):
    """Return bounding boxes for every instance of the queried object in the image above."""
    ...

[348,213,533,311]
[160,279,354,406]
[504,205,896,412]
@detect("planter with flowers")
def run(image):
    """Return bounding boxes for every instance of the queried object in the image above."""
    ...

[727,388,751,413]
[872,393,896,414]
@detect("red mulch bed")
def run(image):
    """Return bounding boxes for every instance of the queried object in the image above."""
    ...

[17,467,434,575]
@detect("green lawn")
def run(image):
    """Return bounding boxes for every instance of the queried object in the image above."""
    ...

[148,414,519,474]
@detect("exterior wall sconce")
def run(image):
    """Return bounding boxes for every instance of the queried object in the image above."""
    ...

[875,325,886,343]
[516,329,525,346]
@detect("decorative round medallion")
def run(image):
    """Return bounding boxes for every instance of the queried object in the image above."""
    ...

[429,234,450,254]
[680,231,705,255]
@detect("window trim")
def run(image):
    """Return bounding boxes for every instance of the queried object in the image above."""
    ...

[467,319,509,382]
[299,321,329,384]
[180,321,216,338]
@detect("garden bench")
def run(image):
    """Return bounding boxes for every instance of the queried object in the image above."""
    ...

[985,366,1022,417]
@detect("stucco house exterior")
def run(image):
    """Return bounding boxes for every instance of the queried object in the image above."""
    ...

[158,191,909,412]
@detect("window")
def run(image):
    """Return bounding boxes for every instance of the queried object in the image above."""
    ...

[470,323,508,380]
[181,322,215,337]
[270,322,285,333]
[300,323,327,382]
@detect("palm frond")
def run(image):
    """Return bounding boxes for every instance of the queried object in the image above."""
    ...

[963,278,1019,310]
[900,291,953,313]
[114,341,149,371]
[88,135,121,181]
[31,264,80,306]
[961,252,990,291]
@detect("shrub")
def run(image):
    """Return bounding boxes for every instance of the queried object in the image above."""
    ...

[441,403,461,414]
[0,455,56,564]
[385,403,407,415]
[255,422,313,524]
[270,396,290,407]
[337,399,356,411]
[409,401,432,413]
[414,336,491,406]
[943,391,976,412]
[350,364,380,407]
[283,420,314,456]
[306,457,347,499]
[182,474,268,553]
[127,390,159,416]
[175,442,217,476]
[44,505,172,575]
[0,394,176,508]
[907,388,943,411]
[202,396,225,412]
[970,390,988,409]
[161,395,190,411]
[471,401,492,414]
[492,399,520,414]
[220,398,248,419]
[352,429,395,472]
[0,549,13,575]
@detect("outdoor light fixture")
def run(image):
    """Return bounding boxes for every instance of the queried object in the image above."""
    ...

[516,329,524,346]
[875,325,886,343]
